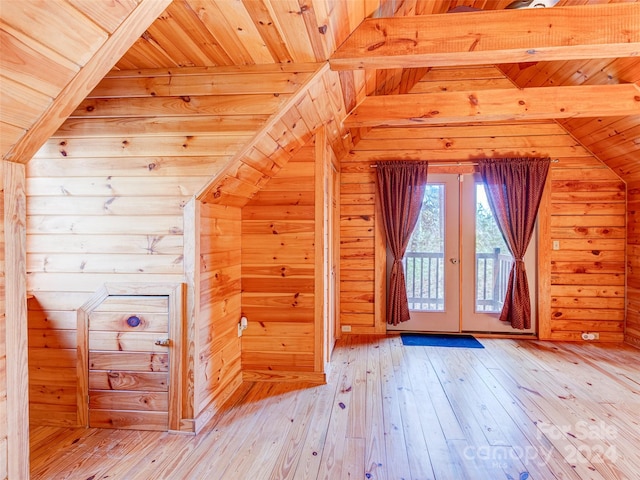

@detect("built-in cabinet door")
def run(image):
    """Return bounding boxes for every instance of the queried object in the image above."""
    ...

[88,295,170,430]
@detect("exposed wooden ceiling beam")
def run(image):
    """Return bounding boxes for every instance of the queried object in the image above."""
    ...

[3,0,172,164]
[330,4,640,71]
[343,83,640,127]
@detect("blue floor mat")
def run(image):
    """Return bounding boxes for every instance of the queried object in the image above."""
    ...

[400,333,484,348]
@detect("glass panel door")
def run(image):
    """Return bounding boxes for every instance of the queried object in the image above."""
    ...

[461,173,537,333]
[388,174,460,332]
[474,182,513,313]
[385,173,537,334]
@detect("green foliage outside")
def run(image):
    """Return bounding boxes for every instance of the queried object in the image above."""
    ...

[474,184,511,255]
[408,184,444,253]
[404,182,512,312]
[406,183,510,255]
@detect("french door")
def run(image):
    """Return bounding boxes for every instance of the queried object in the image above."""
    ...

[387,173,536,334]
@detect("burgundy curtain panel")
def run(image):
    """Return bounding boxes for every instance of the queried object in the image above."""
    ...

[479,157,551,330]
[376,161,429,325]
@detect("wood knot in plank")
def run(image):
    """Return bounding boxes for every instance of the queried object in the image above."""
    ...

[103,197,115,212]
[468,37,480,52]
[367,41,386,52]
[409,111,439,122]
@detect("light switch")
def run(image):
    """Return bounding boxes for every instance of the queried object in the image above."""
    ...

[552,240,560,250]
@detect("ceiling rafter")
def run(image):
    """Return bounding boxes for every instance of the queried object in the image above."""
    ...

[344,83,640,127]
[330,4,640,71]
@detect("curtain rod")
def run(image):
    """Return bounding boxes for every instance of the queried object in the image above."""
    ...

[369,159,559,168]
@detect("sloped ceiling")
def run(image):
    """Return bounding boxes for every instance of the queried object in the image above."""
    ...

[0,0,172,163]
[501,50,640,168]
[1,0,638,167]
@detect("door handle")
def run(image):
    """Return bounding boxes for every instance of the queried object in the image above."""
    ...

[155,338,171,347]
[450,258,458,265]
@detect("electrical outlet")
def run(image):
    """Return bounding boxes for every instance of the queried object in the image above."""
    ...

[341,325,352,333]
[581,332,600,340]
[237,316,248,337]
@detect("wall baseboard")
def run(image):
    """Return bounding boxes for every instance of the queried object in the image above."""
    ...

[624,334,640,350]
[243,370,326,384]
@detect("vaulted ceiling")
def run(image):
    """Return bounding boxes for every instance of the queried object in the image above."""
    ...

[1,0,638,170]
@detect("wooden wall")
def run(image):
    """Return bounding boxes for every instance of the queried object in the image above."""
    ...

[340,152,380,334]
[26,140,192,427]
[547,158,626,341]
[1,164,5,480]
[625,168,640,348]
[1,161,29,479]
[194,202,243,429]
[25,65,314,426]
[25,63,348,427]
[241,141,323,381]
[597,153,640,347]
[558,117,639,348]
[0,164,5,480]
[339,66,627,341]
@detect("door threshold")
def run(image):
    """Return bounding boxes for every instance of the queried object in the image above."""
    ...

[466,332,538,340]
[386,331,538,340]
[386,330,463,335]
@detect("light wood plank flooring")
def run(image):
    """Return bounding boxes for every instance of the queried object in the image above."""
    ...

[31,336,640,479]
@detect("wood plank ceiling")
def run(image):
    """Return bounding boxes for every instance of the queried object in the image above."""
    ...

[1,0,638,167]
[0,0,173,163]
[95,0,640,169]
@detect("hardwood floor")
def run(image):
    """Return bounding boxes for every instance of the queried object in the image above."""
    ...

[31,335,640,479]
